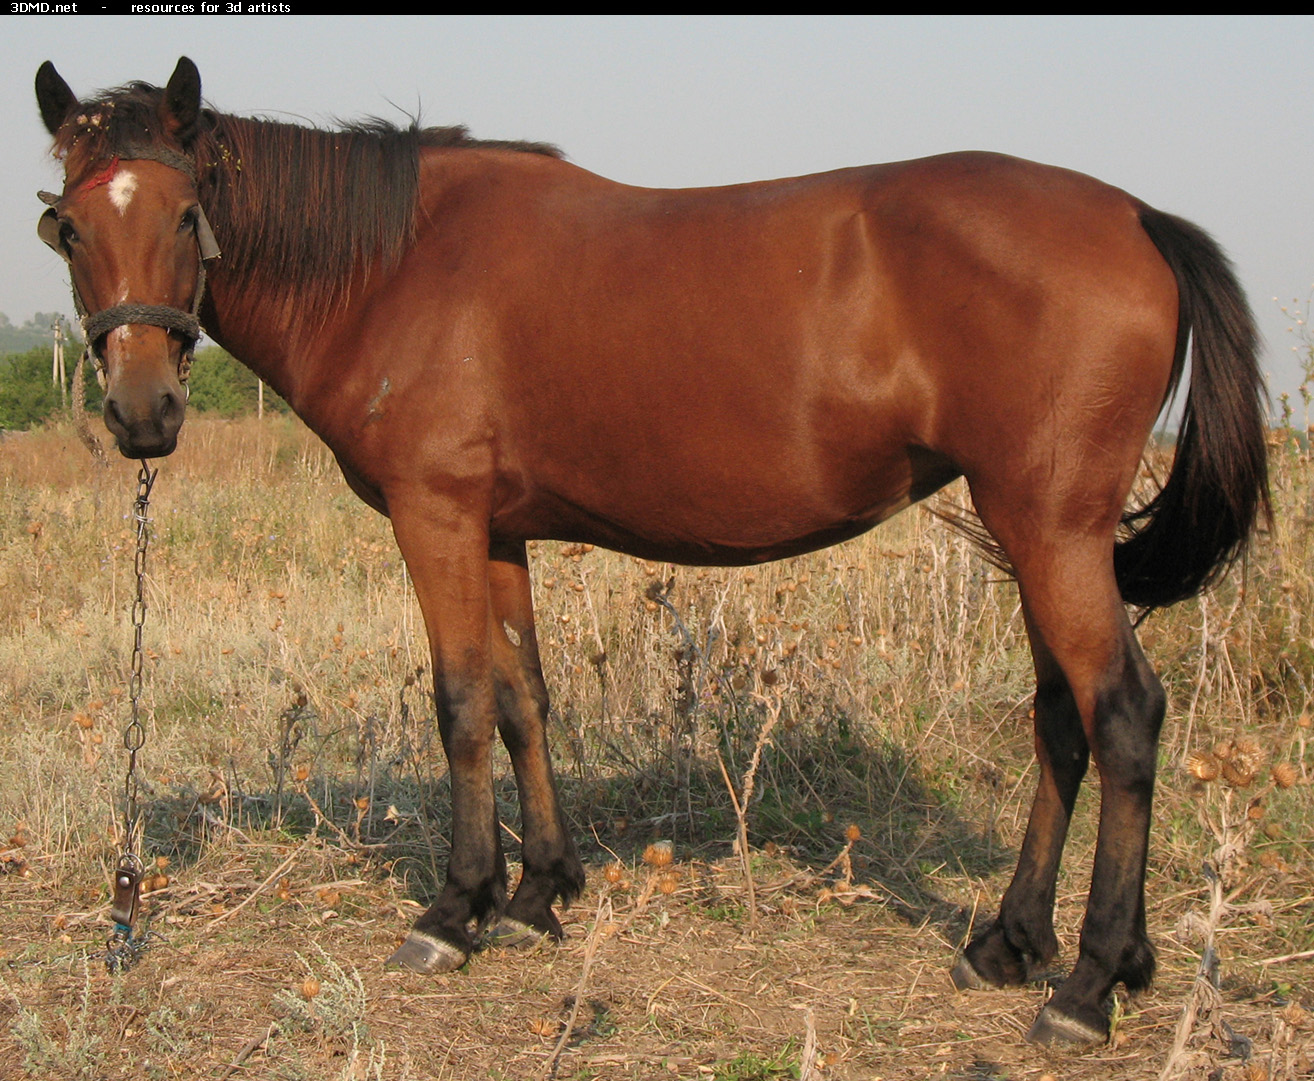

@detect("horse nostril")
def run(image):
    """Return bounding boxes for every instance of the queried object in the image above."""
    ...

[160,390,186,427]
[104,395,128,434]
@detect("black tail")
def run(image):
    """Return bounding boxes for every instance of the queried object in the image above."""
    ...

[1114,208,1271,610]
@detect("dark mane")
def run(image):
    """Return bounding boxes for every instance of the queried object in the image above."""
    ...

[50,80,562,318]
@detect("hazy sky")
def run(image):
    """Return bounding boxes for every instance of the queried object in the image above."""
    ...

[3,15,1311,400]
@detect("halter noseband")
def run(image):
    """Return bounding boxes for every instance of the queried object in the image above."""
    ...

[37,143,221,388]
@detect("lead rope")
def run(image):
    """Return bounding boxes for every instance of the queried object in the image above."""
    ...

[106,461,165,973]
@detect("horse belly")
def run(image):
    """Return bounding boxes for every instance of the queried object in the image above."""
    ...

[498,426,957,566]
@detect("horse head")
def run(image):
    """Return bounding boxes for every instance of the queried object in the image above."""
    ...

[35,57,219,458]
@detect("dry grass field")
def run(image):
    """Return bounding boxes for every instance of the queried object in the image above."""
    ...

[0,415,1310,1080]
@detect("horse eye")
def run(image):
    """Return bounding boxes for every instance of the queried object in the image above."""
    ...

[179,207,199,233]
[59,221,78,250]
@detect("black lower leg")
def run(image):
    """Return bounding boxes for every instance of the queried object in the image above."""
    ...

[389,685,508,972]
[960,670,1088,988]
[1031,645,1165,1043]
[491,667,584,945]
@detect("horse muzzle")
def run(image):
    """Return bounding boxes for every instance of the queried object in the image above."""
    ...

[103,385,186,458]
[99,328,189,458]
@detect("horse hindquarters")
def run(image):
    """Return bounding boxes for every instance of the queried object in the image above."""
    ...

[953,205,1267,1044]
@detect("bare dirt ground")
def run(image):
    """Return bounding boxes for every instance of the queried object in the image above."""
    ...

[1,844,1309,1081]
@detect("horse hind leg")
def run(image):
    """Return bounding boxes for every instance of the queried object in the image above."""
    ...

[958,488,1166,1043]
[484,542,585,949]
[953,634,1089,990]
[1026,613,1164,1045]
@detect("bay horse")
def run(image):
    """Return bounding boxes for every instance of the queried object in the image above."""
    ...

[36,58,1268,1046]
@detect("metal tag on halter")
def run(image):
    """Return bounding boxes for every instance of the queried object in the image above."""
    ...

[110,853,144,928]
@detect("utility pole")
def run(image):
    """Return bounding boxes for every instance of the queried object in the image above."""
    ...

[52,319,66,407]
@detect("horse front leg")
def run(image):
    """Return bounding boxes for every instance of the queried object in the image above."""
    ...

[484,541,585,948]
[385,509,506,974]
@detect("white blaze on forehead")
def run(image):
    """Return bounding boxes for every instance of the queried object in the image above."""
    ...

[108,169,138,215]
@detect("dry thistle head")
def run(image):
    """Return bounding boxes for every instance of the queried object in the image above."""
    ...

[1187,751,1221,782]
[1207,737,1265,788]
[657,870,679,895]
[1222,759,1259,788]
[300,977,320,1000]
[1232,738,1266,770]
[604,861,624,884]
[1271,762,1297,789]
[643,840,673,868]
[845,824,862,843]
[1258,851,1289,872]
[1278,1000,1309,1029]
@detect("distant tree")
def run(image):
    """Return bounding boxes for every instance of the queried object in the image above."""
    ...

[1275,293,1314,433]
[0,346,102,429]
[0,311,80,355]
[0,340,283,428]
[187,345,288,416]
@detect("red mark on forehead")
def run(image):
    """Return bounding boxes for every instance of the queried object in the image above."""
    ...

[79,157,121,193]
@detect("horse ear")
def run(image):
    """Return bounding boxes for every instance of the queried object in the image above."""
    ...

[35,61,78,137]
[161,57,203,145]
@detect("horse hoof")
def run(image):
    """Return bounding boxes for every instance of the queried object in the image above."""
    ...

[1025,1004,1106,1046]
[487,918,550,951]
[384,931,468,974]
[950,956,998,991]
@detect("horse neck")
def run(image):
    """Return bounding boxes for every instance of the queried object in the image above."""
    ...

[199,263,380,435]
[194,113,420,410]
[201,274,313,408]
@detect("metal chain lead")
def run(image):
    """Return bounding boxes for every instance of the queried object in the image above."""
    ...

[106,461,162,974]
[125,461,155,846]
